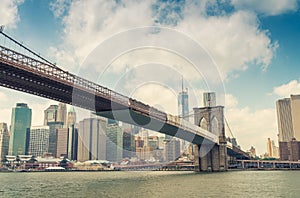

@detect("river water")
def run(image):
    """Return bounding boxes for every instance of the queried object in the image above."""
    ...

[0,171,299,197]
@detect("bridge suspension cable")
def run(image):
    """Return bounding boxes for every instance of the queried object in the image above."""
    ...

[0,25,57,67]
[224,117,235,138]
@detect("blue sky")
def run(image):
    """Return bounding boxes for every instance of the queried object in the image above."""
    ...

[1,0,300,155]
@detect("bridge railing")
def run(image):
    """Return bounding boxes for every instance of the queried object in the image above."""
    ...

[0,45,129,106]
[166,114,218,143]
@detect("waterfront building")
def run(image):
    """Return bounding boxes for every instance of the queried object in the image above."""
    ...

[203,92,216,107]
[106,124,123,162]
[0,123,9,161]
[28,126,49,157]
[77,117,107,162]
[289,138,300,161]
[9,103,32,156]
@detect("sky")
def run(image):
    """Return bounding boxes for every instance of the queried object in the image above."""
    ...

[0,0,300,155]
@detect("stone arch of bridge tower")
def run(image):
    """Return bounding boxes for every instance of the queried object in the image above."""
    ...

[193,106,226,142]
[211,116,219,136]
[199,117,208,130]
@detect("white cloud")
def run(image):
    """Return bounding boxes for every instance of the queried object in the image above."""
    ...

[49,0,278,82]
[273,80,300,98]
[50,0,71,18]
[225,94,238,109]
[0,0,24,28]
[177,10,278,79]
[0,92,8,102]
[45,1,281,154]
[225,94,277,155]
[231,0,299,16]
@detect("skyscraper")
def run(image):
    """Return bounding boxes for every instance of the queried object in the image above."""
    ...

[77,117,107,162]
[164,139,181,162]
[57,103,67,126]
[122,126,135,159]
[276,98,293,142]
[67,125,78,160]
[276,95,300,160]
[67,106,76,127]
[9,103,32,156]
[56,128,68,157]
[0,123,9,161]
[28,126,49,157]
[66,106,78,160]
[44,105,58,125]
[291,95,300,140]
[178,87,189,120]
[203,92,216,107]
[106,124,123,162]
[44,104,64,157]
[178,81,189,153]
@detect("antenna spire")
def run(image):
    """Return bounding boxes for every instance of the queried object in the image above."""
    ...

[181,76,184,93]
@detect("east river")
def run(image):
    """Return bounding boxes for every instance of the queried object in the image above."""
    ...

[1,171,300,197]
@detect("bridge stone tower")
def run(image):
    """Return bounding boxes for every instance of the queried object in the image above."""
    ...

[193,106,227,172]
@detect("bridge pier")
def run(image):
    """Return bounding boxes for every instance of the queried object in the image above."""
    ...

[194,143,227,172]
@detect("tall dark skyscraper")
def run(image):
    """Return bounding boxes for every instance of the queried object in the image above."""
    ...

[9,103,32,156]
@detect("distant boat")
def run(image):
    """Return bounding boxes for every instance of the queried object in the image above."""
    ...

[45,167,66,172]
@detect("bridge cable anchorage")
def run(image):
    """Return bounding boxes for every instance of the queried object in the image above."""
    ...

[225,117,235,138]
[0,28,57,68]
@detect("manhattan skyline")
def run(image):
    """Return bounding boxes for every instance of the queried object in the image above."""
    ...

[0,0,300,155]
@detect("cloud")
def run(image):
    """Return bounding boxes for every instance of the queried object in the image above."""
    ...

[177,10,278,79]
[273,80,300,98]
[49,0,71,18]
[231,0,299,16]
[0,0,24,28]
[225,94,238,109]
[49,0,278,83]
[0,92,8,102]
[225,94,277,155]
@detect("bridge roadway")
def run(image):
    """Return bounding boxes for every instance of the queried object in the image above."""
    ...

[0,44,219,146]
